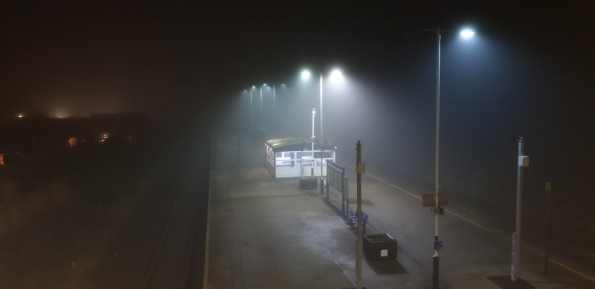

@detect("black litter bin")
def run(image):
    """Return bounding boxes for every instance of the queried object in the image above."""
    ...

[362,233,398,260]
[299,176,318,189]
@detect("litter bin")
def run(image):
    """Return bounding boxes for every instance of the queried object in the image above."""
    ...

[363,233,398,260]
[299,176,318,189]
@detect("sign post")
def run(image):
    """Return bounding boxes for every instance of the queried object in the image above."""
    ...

[355,141,366,289]
[512,137,529,281]
[544,182,552,275]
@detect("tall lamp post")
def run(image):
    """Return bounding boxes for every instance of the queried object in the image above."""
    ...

[425,27,474,289]
[260,84,266,130]
[249,86,255,133]
[267,84,277,135]
[311,108,316,176]
[300,69,343,144]
[273,84,276,134]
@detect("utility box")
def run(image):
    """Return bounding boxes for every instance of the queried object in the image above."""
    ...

[299,176,318,190]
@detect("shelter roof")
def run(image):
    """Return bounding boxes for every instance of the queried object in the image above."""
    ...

[265,137,334,152]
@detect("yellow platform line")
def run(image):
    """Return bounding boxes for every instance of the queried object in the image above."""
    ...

[365,172,595,282]
[365,173,483,230]
[549,257,595,282]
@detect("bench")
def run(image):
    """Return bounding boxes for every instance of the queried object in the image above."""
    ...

[347,211,369,235]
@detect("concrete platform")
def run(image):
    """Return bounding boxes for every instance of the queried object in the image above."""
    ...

[206,135,595,289]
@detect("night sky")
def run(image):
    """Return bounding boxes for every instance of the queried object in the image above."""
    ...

[2,1,595,212]
[3,1,592,117]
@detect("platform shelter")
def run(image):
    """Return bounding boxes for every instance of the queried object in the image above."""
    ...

[264,137,336,178]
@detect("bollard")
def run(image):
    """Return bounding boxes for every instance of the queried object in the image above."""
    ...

[326,179,330,200]
[320,178,324,195]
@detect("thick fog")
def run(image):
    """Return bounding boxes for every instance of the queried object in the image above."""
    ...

[217,28,595,229]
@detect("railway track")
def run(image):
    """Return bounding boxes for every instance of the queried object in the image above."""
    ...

[140,148,210,289]
[87,137,211,289]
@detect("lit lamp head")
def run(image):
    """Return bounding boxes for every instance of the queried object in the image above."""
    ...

[460,29,475,39]
[330,69,344,82]
[301,70,311,80]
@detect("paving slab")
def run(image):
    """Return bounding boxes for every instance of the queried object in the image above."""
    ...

[207,135,595,289]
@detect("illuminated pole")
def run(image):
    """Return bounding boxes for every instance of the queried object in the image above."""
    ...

[260,85,264,129]
[319,76,324,177]
[424,27,473,289]
[311,108,316,176]
[249,86,254,133]
[320,75,323,142]
[432,27,442,289]
[273,84,276,135]
[301,68,342,150]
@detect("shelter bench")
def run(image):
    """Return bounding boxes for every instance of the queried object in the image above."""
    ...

[347,210,369,235]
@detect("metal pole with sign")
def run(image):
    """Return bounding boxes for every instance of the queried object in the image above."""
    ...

[512,137,529,281]
[544,182,552,275]
[356,140,365,289]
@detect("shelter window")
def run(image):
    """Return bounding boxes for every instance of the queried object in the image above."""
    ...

[275,152,295,167]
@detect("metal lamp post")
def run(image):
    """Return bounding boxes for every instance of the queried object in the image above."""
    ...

[425,27,474,289]
[260,84,265,130]
[249,86,255,133]
[311,108,316,176]
[301,69,343,144]
[273,84,276,135]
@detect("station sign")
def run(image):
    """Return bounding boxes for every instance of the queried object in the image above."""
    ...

[314,151,331,158]
[422,194,449,207]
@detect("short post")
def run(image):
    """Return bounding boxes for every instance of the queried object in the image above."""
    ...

[326,178,330,200]
[341,176,346,215]
[356,140,366,289]
[343,176,349,216]
[544,182,552,275]
[320,178,324,195]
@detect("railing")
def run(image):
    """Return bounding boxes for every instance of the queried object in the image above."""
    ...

[326,160,348,215]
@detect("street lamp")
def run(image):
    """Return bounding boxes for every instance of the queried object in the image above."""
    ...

[272,84,276,134]
[280,84,287,135]
[425,27,474,289]
[265,84,277,135]
[300,68,343,143]
[311,108,316,176]
[460,29,475,39]
[249,86,255,133]
[260,84,267,129]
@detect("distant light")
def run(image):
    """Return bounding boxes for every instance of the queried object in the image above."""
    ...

[301,70,311,80]
[330,69,344,83]
[252,86,256,89]
[460,29,475,39]
[312,108,316,115]
[18,114,23,118]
